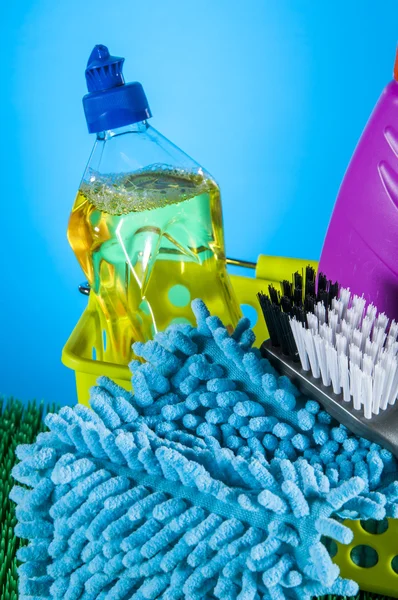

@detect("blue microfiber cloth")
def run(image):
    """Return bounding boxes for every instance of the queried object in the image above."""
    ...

[12,300,398,600]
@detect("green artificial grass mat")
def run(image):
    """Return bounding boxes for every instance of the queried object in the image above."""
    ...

[1,397,395,600]
[319,596,394,600]
[0,398,55,600]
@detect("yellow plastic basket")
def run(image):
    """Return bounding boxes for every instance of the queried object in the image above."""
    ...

[62,254,398,597]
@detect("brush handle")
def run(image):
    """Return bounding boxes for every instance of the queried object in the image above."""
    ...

[261,339,398,459]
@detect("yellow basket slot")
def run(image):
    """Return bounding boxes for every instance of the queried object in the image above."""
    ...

[61,253,398,597]
[333,519,398,597]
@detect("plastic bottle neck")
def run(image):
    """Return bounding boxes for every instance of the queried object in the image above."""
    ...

[97,120,149,140]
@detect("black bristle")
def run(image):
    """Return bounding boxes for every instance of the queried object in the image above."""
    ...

[282,280,292,299]
[257,292,298,359]
[257,268,341,361]
[319,289,329,308]
[292,271,304,307]
[306,280,316,297]
[304,294,316,314]
[317,272,328,298]
[268,285,280,306]
[305,265,316,297]
[293,287,303,306]
[328,280,339,306]
[294,271,303,291]
[291,305,306,324]
[281,296,292,314]
[257,292,280,347]
[279,311,298,358]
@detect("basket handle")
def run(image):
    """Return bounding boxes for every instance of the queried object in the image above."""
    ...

[77,255,318,295]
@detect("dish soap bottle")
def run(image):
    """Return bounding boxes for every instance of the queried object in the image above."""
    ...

[319,47,398,319]
[67,45,241,364]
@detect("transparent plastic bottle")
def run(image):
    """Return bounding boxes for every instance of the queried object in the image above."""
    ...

[67,45,241,364]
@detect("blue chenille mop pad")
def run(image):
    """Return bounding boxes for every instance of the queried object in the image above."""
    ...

[12,301,398,600]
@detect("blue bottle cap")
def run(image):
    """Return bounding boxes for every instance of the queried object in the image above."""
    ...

[83,45,152,133]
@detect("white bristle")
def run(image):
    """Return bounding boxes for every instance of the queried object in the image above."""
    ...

[352,294,366,320]
[346,304,363,330]
[346,307,356,328]
[362,373,373,419]
[287,285,398,420]
[315,302,326,326]
[388,320,398,341]
[364,338,379,364]
[352,294,366,310]
[360,316,373,350]
[387,366,398,406]
[307,312,318,334]
[304,328,320,379]
[352,328,362,351]
[319,322,333,345]
[328,310,339,342]
[375,312,389,333]
[339,352,350,402]
[380,352,397,411]
[372,326,387,351]
[336,333,348,356]
[389,342,398,356]
[362,354,373,377]
[326,343,340,395]
[349,343,362,368]
[290,318,310,372]
[341,319,353,344]
[366,303,377,324]
[387,341,398,357]
[339,287,351,315]
[314,335,330,387]
[332,298,345,321]
[372,363,385,415]
[351,364,363,411]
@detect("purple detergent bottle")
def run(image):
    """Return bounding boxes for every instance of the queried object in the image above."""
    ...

[319,47,398,320]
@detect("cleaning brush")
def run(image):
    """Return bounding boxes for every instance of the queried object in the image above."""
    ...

[12,301,398,600]
[258,268,398,458]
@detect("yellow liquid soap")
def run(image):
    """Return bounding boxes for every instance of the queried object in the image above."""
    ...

[67,166,241,364]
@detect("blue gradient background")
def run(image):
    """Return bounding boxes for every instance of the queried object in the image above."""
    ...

[2,1,398,405]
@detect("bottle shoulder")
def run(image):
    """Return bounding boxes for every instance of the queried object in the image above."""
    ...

[84,123,216,184]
